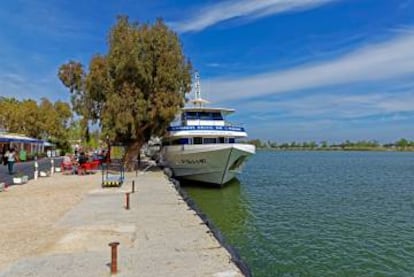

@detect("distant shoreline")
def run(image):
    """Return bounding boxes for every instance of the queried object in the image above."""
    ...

[256,147,414,152]
[245,138,414,152]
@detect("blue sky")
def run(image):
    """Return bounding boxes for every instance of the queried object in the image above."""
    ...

[1,0,414,143]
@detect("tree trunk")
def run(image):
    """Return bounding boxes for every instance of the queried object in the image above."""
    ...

[124,140,142,171]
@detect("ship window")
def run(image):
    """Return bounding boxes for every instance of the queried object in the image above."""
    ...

[212,113,223,120]
[199,112,211,120]
[204,138,217,144]
[229,138,235,143]
[194,137,202,144]
[186,112,198,120]
[218,137,225,143]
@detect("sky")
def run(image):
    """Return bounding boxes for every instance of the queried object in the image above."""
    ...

[1,0,414,143]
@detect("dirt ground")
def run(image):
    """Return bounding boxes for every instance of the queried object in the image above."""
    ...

[0,173,100,270]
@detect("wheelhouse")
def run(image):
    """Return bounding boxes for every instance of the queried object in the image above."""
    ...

[177,107,235,127]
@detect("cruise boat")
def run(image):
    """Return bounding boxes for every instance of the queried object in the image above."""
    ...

[161,73,255,186]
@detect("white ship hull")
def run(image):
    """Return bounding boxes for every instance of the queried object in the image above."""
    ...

[161,143,255,185]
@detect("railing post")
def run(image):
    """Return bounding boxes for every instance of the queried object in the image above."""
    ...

[132,180,135,193]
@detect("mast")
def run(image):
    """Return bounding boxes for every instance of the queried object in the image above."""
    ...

[191,71,209,107]
[194,72,201,100]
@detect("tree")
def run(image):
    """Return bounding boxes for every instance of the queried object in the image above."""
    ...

[0,97,20,131]
[58,16,192,169]
[396,138,409,150]
[320,141,328,148]
[246,139,263,149]
[0,97,72,151]
[269,141,278,149]
[309,141,317,149]
[20,99,40,138]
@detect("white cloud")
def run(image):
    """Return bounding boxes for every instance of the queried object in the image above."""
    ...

[235,88,414,123]
[172,0,337,33]
[205,63,223,68]
[207,30,414,103]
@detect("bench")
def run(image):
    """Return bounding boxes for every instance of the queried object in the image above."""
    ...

[79,160,100,174]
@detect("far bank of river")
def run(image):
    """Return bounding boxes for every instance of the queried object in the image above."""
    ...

[256,147,414,152]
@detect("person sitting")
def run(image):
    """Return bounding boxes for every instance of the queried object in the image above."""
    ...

[78,152,88,165]
[63,154,72,164]
[77,152,89,175]
[61,154,74,174]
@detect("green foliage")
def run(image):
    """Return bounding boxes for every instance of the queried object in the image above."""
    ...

[67,120,82,141]
[58,16,192,167]
[0,97,72,150]
[246,139,264,148]
[396,138,409,150]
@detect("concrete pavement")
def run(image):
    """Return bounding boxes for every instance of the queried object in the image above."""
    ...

[0,170,244,277]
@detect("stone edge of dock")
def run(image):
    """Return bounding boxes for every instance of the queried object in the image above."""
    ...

[166,174,252,277]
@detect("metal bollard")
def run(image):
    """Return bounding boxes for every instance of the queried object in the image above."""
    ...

[51,159,54,176]
[34,158,39,180]
[108,242,120,274]
[132,180,135,193]
[125,192,130,210]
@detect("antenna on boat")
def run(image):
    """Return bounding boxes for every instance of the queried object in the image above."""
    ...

[191,71,209,107]
[195,72,201,100]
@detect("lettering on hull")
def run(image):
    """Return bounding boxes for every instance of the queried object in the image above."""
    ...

[177,159,207,165]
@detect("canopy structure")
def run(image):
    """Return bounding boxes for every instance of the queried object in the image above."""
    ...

[0,132,43,144]
[0,132,48,155]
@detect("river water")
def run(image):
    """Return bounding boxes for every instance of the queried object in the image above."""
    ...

[184,151,414,276]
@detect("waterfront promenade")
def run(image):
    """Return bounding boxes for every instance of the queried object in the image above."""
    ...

[0,169,242,276]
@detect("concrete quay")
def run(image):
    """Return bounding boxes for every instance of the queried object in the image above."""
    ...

[0,169,243,277]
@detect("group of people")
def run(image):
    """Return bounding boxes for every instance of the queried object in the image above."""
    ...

[62,151,87,175]
[62,149,107,175]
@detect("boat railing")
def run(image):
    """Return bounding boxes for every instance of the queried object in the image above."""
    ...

[169,120,245,130]
[225,121,244,127]
[168,125,245,132]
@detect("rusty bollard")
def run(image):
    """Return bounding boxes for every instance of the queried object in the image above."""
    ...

[125,192,130,210]
[108,242,120,274]
[132,180,135,193]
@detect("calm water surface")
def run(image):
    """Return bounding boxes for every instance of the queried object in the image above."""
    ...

[184,151,414,276]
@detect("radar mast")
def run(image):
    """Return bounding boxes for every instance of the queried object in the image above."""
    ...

[190,72,209,107]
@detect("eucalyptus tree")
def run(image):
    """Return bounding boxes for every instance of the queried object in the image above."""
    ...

[58,16,192,169]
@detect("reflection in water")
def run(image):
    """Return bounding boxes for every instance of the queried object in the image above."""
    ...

[183,178,251,240]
